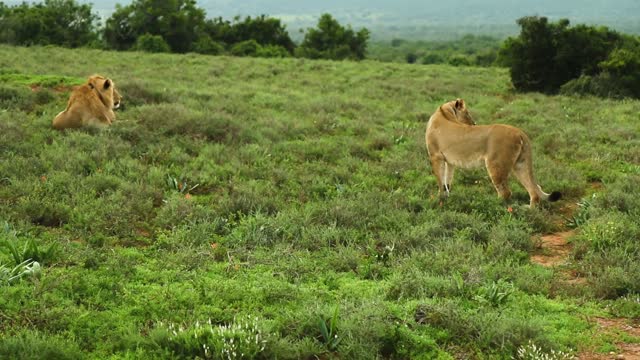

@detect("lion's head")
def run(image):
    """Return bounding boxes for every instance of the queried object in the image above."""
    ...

[444,98,475,125]
[87,75,122,110]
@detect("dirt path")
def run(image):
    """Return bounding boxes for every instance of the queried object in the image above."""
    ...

[579,318,640,360]
[531,230,575,267]
[529,193,639,359]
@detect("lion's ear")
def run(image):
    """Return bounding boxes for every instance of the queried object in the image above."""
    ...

[455,98,465,110]
[103,79,111,90]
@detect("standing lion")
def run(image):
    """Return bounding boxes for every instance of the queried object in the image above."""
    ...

[52,75,122,130]
[425,99,561,207]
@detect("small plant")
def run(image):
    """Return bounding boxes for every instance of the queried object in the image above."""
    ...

[565,194,595,228]
[166,174,199,194]
[1,237,59,265]
[515,340,573,360]
[317,306,342,352]
[156,316,268,359]
[0,260,41,285]
[452,271,467,296]
[371,242,394,265]
[474,280,514,307]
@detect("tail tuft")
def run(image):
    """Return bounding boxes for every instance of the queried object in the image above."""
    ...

[548,191,562,202]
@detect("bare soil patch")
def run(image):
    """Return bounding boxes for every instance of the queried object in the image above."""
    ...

[578,318,640,360]
[531,230,575,267]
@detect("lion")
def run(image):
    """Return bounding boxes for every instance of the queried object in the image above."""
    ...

[425,99,561,207]
[52,75,122,130]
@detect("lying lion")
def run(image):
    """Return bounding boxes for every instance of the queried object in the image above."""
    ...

[425,99,561,207]
[52,75,122,130]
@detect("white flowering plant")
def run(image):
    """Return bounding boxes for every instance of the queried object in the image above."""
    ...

[153,315,269,359]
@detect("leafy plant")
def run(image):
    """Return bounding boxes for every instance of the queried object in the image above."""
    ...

[153,316,268,359]
[317,306,342,352]
[166,174,199,194]
[1,237,59,266]
[516,340,573,360]
[565,194,595,228]
[474,280,514,307]
[0,259,41,285]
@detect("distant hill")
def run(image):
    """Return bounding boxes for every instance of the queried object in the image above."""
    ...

[4,0,640,40]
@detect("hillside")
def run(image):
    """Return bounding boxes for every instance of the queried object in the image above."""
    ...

[4,0,640,39]
[0,45,639,359]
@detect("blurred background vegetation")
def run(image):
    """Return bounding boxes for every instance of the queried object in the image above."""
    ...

[1,0,639,98]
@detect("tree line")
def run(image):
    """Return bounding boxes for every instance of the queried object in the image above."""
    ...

[498,16,640,98]
[1,2,639,98]
[0,0,369,60]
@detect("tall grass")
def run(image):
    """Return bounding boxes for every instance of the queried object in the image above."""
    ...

[0,44,639,359]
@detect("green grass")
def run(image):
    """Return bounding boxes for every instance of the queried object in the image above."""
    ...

[1,44,639,359]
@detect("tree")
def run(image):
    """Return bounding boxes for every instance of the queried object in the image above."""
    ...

[103,0,206,53]
[203,15,295,54]
[499,16,626,94]
[498,16,564,93]
[0,0,98,47]
[297,14,370,60]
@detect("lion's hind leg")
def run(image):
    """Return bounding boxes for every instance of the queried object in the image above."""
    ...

[512,161,541,207]
[430,155,449,198]
[485,159,513,202]
[444,163,455,195]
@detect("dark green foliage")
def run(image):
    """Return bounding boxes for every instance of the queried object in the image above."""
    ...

[192,35,225,55]
[103,0,206,52]
[499,17,569,93]
[499,16,639,97]
[369,34,501,67]
[204,15,295,54]
[0,0,98,47]
[230,39,261,57]
[0,331,83,360]
[297,14,370,60]
[448,54,472,67]
[133,33,171,53]
[406,53,418,64]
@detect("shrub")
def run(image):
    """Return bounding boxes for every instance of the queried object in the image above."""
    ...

[256,45,290,58]
[150,316,269,359]
[297,14,369,60]
[406,53,418,64]
[230,39,261,57]
[133,33,171,53]
[448,54,472,67]
[193,35,225,55]
[421,53,445,65]
[0,331,83,360]
[560,73,633,99]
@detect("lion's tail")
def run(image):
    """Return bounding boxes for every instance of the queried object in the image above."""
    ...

[537,185,562,202]
[518,134,562,203]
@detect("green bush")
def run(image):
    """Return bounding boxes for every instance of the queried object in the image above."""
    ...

[256,44,290,58]
[448,54,472,67]
[133,33,171,53]
[192,35,225,55]
[230,39,261,57]
[0,331,83,360]
[297,14,369,60]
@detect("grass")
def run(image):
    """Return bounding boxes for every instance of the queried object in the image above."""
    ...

[0,44,639,359]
